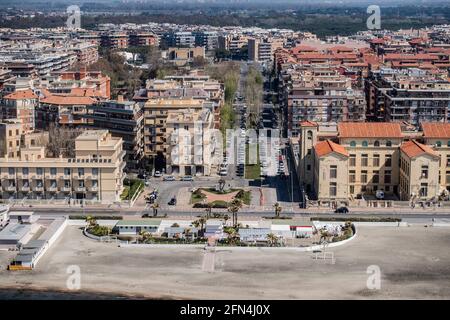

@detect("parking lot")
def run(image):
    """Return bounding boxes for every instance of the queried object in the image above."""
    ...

[1,225,450,299]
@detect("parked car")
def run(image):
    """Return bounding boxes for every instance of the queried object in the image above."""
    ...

[168,197,177,206]
[335,207,349,214]
[154,171,162,178]
[181,175,194,181]
[163,175,175,181]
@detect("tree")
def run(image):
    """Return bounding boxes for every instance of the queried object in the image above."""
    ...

[205,202,213,219]
[139,230,152,243]
[85,215,97,228]
[223,226,239,245]
[274,202,282,218]
[227,199,242,228]
[152,203,160,217]
[267,233,278,247]
[218,178,226,193]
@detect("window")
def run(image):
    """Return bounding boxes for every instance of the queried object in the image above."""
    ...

[373,154,380,166]
[384,170,392,184]
[420,183,428,197]
[421,165,429,179]
[361,154,368,167]
[349,154,356,166]
[36,168,43,175]
[8,168,14,175]
[350,141,356,147]
[386,141,392,147]
[306,165,311,171]
[362,141,368,147]
[92,168,99,176]
[447,141,450,147]
[385,155,392,167]
[307,130,313,140]
[78,180,85,188]
[330,182,337,197]
[50,168,57,175]
[92,180,98,188]
[50,180,57,188]
[436,141,442,147]
[8,130,12,136]
[374,141,380,147]
[22,168,29,175]
[330,165,337,179]
[78,168,85,177]
[373,171,380,184]
[446,171,450,184]
[349,170,356,183]
[350,185,355,194]
[361,170,368,183]
[37,180,43,188]
[64,180,71,188]
[64,168,71,176]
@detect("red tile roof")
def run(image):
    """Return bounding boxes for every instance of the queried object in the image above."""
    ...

[315,140,349,158]
[421,123,450,139]
[300,120,318,127]
[40,95,96,106]
[401,140,438,159]
[4,89,37,100]
[338,122,403,138]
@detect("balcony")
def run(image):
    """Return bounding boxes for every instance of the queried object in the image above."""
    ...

[62,186,72,192]
[35,186,44,192]
[90,186,98,192]
[48,186,58,192]
[77,187,86,192]
[21,186,31,192]
[6,185,16,192]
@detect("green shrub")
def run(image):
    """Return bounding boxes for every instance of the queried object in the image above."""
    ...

[70,215,123,220]
[311,217,401,222]
[87,225,111,237]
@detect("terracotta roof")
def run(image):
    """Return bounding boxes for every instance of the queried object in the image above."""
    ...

[315,140,349,158]
[40,95,96,106]
[4,89,37,100]
[300,120,318,127]
[401,140,438,159]
[338,122,403,138]
[421,123,450,139]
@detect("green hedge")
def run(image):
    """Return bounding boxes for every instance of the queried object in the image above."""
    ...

[69,215,123,220]
[310,217,401,222]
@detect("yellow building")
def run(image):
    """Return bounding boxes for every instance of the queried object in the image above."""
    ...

[0,127,125,204]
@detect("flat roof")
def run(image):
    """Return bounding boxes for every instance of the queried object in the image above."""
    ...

[271,219,313,227]
[0,223,31,241]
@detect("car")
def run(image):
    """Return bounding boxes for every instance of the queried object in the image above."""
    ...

[181,175,194,181]
[219,169,228,176]
[154,171,162,177]
[163,175,175,181]
[168,197,177,206]
[335,207,349,214]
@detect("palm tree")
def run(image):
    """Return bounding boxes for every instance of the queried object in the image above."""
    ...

[273,202,282,218]
[85,215,97,228]
[267,233,278,247]
[218,178,226,193]
[227,199,242,228]
[198,216,207,236]
[224,226,239,245]
[139,230,152,243]
[152,202,159,217]
[223,214,230,226]
[205,202,213,219]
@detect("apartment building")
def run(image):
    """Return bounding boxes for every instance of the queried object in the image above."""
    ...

[193,31,219,51]
[83,98,144,169]
[366,68,450,126]
[282,65,366,137]
[0,119,22,158]
[248,37,284,62]
[0,127,125,203]
[100,33,128,49]
[128,32,158,47]
[165,108,219,176]
[35,94,96,129]
[0,89,38,132]
[165,47,205,66]
[143,98,205,165]
[297,121,450,203]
